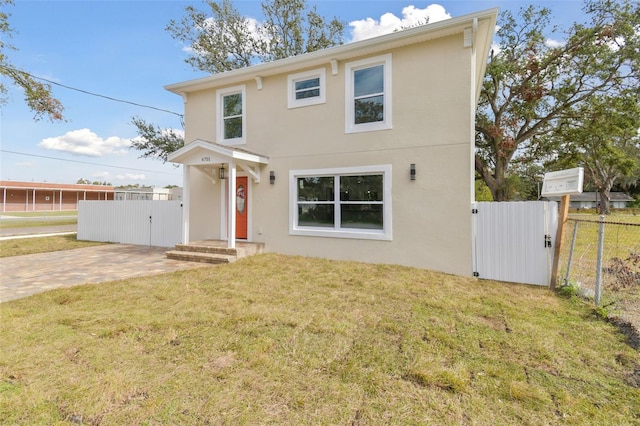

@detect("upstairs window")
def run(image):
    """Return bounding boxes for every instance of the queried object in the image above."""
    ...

[345,54,392,133]
[217,85,246,145]
[288,68,326,109]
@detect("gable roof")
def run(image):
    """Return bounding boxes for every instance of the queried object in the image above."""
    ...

[168,139,269,165]
[165,8,498,102]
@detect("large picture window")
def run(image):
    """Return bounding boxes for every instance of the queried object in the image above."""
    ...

[290,165,392,240]
[345,54,392,134]
[217,85,246,145]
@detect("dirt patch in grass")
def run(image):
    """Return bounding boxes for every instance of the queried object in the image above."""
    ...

[608,282,640,350]
[1,254,639,424]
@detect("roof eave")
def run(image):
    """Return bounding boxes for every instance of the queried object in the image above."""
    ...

[165,8,499,95]
[167,139,269,165]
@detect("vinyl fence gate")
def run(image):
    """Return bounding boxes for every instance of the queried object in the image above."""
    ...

[78,200,182,248]
[472,201,558,286]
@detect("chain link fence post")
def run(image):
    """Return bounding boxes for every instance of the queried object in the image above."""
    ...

[595,215,605,306]
[563,220,578,287]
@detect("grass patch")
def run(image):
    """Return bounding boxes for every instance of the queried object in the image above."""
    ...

[0,218,77,229]
[1,211,78,218]
[0,234,104,258]
[1,254,638,424]
[565,213,640,259]
[0,211,77,229]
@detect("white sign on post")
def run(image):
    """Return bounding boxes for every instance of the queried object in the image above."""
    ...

[541,167,584,197]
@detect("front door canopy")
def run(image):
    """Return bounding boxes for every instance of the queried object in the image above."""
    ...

[167,139,269,167]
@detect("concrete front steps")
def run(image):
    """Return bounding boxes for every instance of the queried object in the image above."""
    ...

[166,240,265,265]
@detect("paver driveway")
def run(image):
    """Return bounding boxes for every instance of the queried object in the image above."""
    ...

[0,244,207,302]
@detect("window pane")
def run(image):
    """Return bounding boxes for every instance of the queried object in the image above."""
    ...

[340,175,383,201]
[296,88,320,100]
[297,177,334,201]
[341,204,383,229]
[354,65,384,97]
[295,78,320,91]
[354,95,384,124]
[223,93,242,117]
[298,204,334,227]
[224,117,242,139]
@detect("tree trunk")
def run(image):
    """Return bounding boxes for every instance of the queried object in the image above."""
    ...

[600,187,613,215]
[475,156,500,201]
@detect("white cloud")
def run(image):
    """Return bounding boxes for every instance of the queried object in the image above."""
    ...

[116,173,146,181]
[39,128,131,157]
[349,4,451,42]
[545,38,566,48]
[92,171,147,182]
[186,16,263,55]
[490,42,501,57]
[166,128,185,138]
[91,171,111,181]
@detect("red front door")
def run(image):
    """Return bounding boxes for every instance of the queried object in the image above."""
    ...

[235,176,248,239]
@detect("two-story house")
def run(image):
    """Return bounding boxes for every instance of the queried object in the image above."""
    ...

[166,8,497,277]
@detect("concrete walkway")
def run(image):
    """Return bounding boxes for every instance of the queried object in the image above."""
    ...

[0,244,208,303]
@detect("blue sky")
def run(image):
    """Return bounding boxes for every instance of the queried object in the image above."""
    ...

[1,0,585,188]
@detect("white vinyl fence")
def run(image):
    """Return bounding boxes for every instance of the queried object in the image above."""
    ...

[78,200,182,247]
[473,201,558,286]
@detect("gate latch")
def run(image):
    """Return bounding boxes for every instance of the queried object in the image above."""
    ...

[544,234,552,248]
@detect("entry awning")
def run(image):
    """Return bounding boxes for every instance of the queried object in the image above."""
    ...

[167,139,269,166]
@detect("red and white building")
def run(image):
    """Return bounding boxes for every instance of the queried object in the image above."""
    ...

[0,181,114,212]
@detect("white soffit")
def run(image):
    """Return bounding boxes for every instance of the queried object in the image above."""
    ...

[165,8,499,94]
[168,139,269,165]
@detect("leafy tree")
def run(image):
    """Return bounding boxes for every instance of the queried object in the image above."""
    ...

[476,0,639,201]
[0,0,64,121]
[78,179,112,185]
[130,116,184,163]
[259,0,343,62]
[474,177,493,202]
[166,0,258,73]
[167,0,344,73]
[548,94,640,214]
[132,0,344,160]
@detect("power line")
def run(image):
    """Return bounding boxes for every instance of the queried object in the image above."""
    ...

[0,149,181,176]
[0,64,184,119]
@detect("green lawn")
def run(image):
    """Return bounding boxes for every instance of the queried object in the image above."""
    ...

[1,211,78,218]
[1,254,638,425]
[0,211,78,229]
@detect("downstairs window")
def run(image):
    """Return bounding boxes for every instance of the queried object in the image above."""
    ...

[289,165,392,240]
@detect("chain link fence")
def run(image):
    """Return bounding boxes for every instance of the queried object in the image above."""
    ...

[559,215,640,310]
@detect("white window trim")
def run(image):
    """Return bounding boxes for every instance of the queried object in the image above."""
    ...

[289,164,392,241]
[344,53,393,134]
[216,85,246,145]
[287,68,326,109]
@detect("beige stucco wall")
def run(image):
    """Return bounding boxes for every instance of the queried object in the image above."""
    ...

[182,31,476,276]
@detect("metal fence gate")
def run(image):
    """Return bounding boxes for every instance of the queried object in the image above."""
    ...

[473,201,558,286]
[77,200,182,247]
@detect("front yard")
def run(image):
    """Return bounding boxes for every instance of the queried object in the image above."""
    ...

[1,253,638,424]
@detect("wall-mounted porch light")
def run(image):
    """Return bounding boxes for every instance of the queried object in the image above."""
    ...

[410,163,416,181]
[219,164,227,180]
[270,170,275,185]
